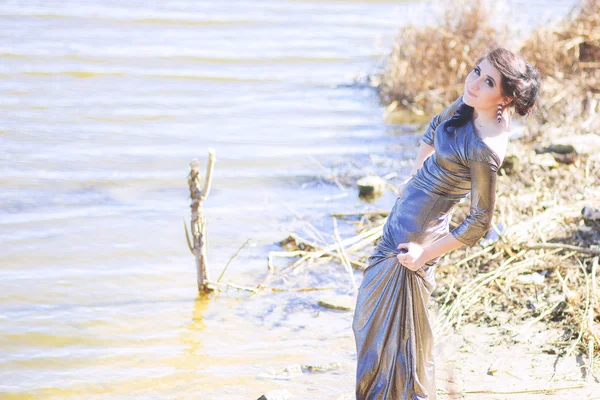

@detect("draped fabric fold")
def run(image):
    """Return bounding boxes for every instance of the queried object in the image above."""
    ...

[352,182,454,400]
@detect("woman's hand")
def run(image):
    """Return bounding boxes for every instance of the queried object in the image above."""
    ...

[396,242,428,271]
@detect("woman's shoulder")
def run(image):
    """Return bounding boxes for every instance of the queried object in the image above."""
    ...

[469,129,504,169]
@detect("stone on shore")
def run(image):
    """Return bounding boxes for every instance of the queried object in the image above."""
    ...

[357,176,386,196]
[532,153,558,168]
[317,295,356,312]
[554,134,600,155]
[582,205,600,230]
[257,390,293,400]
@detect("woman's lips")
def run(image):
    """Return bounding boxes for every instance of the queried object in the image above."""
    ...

[467,89,478,98]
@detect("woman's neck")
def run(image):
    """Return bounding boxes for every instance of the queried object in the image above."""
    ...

[472,107,511,137]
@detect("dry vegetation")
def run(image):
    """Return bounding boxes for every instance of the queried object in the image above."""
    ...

[379,0,600,371]
[520,0,600,129]
[270,0,600,379]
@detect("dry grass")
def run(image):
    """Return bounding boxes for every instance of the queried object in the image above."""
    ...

[433,143,600,374]
[520,0,600,131]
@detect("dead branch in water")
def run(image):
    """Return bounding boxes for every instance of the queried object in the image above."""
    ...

[187,149,215,293]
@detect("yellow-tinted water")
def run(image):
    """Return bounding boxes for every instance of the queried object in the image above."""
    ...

[0,0,579,398]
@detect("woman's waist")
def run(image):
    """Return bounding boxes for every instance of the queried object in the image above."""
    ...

[411,164,470,199]
[402,178,465,207]
[391,182,459,229]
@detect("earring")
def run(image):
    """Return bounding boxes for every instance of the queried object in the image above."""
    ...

[497,103,503,123]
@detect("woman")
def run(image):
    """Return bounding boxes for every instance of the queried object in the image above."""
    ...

[352,47,542,400]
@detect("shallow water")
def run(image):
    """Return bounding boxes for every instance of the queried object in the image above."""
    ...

[0,0,580,398]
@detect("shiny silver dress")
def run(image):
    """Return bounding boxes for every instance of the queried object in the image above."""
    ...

[352,96,501,400]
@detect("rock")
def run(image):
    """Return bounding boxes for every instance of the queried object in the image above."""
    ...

[531,153,558,168]
[301,362,341,373]
[258,365,303,380]
[577,225,596,240]
[256,390,293,400]
[258,362,342,383]
[582,205,600,231]
[550,301,569,321]
[317,295,356,312]
[278,235,314,252]
[542,143,577,155]
[551,151,578,164]
[516,273,545,286]
[357,176,386,197]
[582,205,600,222]
[535,143,578,164]
[553,134,600,155]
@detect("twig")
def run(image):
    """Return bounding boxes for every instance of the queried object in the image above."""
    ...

[330,210,390,218]
[207,281,259,294]
[281,231,374,271]
[345,227,383,254]
[440,248,562,331]
[454,245,495,267]
[459,383,585,395]
[302,220,331,247]
[526,242,600,255]
[519,300,564,331]
[268,251,306,271]
[217,238,252,283]
[567,258,590,357]
[332,217,358,292]
[183,217,194,254]
[588,257,599,380]
[309,155,346,190]
[268,286,337,293]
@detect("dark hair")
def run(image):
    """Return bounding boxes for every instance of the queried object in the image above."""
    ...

[444,47,542,132]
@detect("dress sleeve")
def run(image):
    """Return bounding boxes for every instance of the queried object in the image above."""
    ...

[450,160,498,247]
[421,95,464,146]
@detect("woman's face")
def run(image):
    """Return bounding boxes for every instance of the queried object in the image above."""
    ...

[463,58,507,110]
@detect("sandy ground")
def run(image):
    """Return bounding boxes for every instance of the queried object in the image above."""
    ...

[328,319,600,400]
[433,322,600,400]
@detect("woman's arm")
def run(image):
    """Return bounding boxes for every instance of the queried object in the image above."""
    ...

[423,160,497,260]
[421,232,465,262]
[397,159,498,269]
[408,141,435,178]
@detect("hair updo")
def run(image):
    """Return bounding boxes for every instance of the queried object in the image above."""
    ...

[488,47,542,117]
[444,47,542,132]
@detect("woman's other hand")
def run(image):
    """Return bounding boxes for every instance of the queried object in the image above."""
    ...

[396,242,428,271]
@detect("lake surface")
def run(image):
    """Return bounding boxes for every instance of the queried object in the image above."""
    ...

[0,0,579,398]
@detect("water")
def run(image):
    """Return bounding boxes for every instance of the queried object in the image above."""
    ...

[0,0,580,398]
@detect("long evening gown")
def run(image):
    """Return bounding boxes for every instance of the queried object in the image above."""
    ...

[352,95,502,400]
